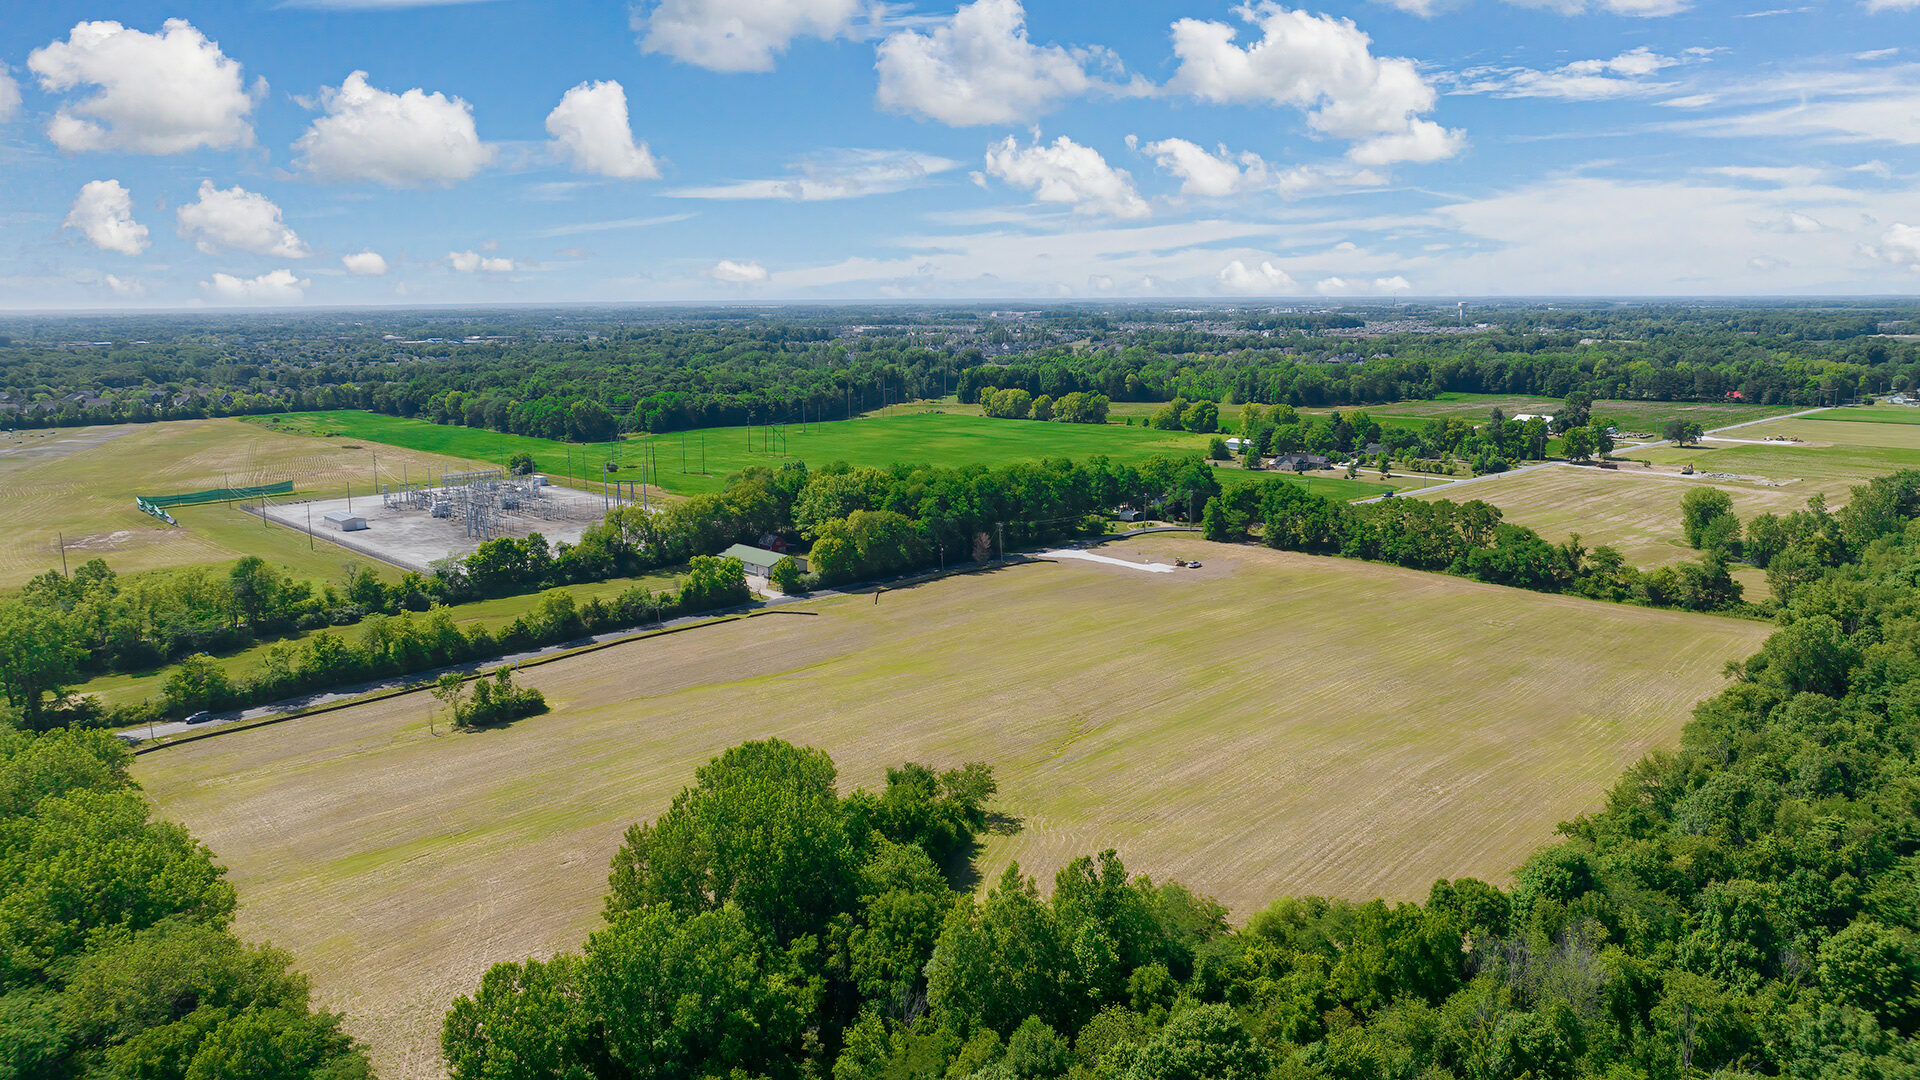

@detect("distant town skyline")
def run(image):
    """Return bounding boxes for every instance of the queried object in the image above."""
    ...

[2,0,1918,308]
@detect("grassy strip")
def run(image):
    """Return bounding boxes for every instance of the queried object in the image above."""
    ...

[1804,405,1920,425]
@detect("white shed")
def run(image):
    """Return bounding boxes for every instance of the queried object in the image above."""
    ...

[323,511,368,531]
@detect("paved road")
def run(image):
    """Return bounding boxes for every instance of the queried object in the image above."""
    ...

[1351,406,1834,505]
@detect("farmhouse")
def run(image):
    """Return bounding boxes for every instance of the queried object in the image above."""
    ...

[1271,453,1331,472]
[721,543,796,578]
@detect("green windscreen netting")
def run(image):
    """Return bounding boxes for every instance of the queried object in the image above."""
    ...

[137,481,295,524]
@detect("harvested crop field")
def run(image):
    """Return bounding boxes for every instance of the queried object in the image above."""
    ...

[135,539,1770,1079]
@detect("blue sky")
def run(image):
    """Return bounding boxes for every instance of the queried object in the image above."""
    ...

[1,0,1917,307]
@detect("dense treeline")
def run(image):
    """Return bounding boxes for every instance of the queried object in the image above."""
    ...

[1152,396,1616,476]
[0,728,372,1079]
[440,470,1920,1080]
[4,304,1919,439]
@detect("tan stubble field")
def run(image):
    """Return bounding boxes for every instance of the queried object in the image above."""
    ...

[134,538,1772,1079]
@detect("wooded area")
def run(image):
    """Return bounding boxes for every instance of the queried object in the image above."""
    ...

[0,303,1913,437]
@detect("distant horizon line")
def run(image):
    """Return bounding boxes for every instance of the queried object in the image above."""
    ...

[3,295,1919,318]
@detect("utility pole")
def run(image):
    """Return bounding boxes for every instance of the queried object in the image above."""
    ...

[57,532,67,576]
[306,502,314,549]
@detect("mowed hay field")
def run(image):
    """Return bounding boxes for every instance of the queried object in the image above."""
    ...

[0,420,489,587]
[1410,408,1916,595]
[136,539,1769,1080]
[1412,466,1813,567]
[1640,414,1920,493]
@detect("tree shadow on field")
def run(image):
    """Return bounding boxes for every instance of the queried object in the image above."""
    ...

[945,811,1025,892]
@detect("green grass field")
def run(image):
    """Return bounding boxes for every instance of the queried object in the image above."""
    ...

[1806,405,1920,425]
[0,421,488,589]
[254,410,1232,496]
[135,538,1769,1080]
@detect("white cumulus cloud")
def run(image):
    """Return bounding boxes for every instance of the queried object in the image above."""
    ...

[1132,137,1272,197]
[1864,223,1920,269]
[28,19,256,154]
[448,250,514,273]
[202,269,308,305]
[1315,274,1411,295]
[175,181,309,258]
[983,134,1148,218]
[1216,259,1297,293]
[342,250,389,275]
[546,80,660,180]
[635,0,866,73]
[294,71,493,187]
[711,258,769,283]
[1131,135,1388,197]
[63,180,148,255]
[876,0,1138,126]
[1168,3,1463,165]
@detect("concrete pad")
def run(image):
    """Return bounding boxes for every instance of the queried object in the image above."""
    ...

[254,482,621,572]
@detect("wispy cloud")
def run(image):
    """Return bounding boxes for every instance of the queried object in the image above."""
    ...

[1662,65,1920,145]
[1451,47,1704,100]
[533,213,695,238]
[667,149,960,201]
[279,0,503,8]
